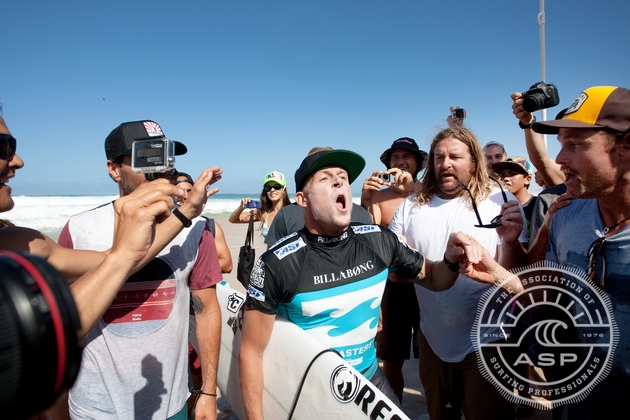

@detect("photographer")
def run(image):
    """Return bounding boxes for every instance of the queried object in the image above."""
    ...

[0,113,221,419]
[57,120,223,420]
[510,89,568,250]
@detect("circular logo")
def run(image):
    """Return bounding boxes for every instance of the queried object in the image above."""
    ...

[330,365,361,403]
[472,262,618,409]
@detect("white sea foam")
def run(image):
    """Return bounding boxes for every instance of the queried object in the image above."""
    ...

[3,194,363,238]
[3,194,248,237]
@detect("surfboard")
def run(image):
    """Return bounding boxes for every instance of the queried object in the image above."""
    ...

[216,281,409,420]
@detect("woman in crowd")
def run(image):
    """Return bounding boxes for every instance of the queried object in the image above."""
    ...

[228,171,291,238]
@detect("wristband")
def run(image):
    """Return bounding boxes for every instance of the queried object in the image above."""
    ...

[443,253,460,272]
[172,208,193,228]
[519,115,536,129]
[192,389,217,397]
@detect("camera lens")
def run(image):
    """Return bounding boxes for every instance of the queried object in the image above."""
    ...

[0,252,82,419]
[522,92,547,112]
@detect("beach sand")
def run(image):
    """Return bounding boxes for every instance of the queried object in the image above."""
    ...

[210,215,552,420]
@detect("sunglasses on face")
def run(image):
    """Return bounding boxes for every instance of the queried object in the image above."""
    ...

[586,236,607,290]
[0,134,17,160]
[461,177,508,229]
[264,184,283,192]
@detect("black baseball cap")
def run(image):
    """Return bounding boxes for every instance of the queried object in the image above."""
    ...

[105,120,188,161]
[295,149,365,191]
[379,137,428,173]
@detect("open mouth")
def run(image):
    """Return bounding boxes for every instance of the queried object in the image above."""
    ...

[335,193,347,211]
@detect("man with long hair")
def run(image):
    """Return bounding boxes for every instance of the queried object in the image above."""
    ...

[389,126,527,420]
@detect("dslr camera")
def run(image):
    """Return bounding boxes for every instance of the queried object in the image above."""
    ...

[0,252,83,419]
[521,82,560,112]
[131,138,176,178]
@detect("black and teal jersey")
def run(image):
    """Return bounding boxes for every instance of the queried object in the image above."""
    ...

[245,223,424,379]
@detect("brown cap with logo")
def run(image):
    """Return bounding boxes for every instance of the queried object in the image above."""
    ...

[533,86,630,135]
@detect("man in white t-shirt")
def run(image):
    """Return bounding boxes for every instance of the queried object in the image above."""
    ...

[389,126,527,420]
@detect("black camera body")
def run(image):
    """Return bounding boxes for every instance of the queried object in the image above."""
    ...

[0,252,83,419]
[522,82,560,112]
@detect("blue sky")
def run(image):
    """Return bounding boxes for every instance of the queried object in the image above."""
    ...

[3,0,629,196]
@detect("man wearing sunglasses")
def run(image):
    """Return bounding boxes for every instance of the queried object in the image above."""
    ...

[530,86,630,420]
[0,116,24,212]
[389,126,528,420]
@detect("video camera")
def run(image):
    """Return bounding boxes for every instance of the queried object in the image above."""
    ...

[131,138,177,180]
[522,81,560,112]
[0,252,83,419]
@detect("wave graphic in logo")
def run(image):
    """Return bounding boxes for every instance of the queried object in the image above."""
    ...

[472,262,617,410]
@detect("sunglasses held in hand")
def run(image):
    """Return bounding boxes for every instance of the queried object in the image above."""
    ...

[461,177,508,229]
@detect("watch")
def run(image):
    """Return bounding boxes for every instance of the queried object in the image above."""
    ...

[443,253,460,273]
[172,208,192,228]
[519,115,536,129]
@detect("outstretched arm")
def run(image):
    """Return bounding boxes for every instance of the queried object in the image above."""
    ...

[409,231,522,294]
[70,182,177,335]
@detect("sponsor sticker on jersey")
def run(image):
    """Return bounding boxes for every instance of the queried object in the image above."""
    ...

[269,231,298,249]
[351,225,381,235]
[273,237,306,260]
[250,258,266,288]
[247,285,266,302]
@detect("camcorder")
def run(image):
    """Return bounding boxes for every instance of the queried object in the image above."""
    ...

[522,82,560,112]
[131,138,177,181]
[247,200,262,209]
[0,252,83,419]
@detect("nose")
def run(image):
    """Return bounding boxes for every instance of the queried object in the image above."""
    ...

[9,153,24,169]
[555,147,568,165]
[332,174,345,187]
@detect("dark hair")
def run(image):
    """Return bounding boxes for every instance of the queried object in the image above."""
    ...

[175,172,194,185]
[258,185,291,231]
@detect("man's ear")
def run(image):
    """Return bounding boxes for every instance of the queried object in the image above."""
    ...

[295,191,308,208]
[619,131,630,162]
[107,160,122,182]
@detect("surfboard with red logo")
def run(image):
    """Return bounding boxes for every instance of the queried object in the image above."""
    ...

[216,281,409,420]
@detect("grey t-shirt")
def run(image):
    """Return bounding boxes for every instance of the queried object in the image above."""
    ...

[546,198,630,419]
[264,202,373,246]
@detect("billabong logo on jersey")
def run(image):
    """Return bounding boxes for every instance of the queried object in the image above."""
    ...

[247,285,266,302]
[351,225,381,235]
[250,259,266,288]
[314,260,374,285]
[317,231,348,243]
[273,237,306,260]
